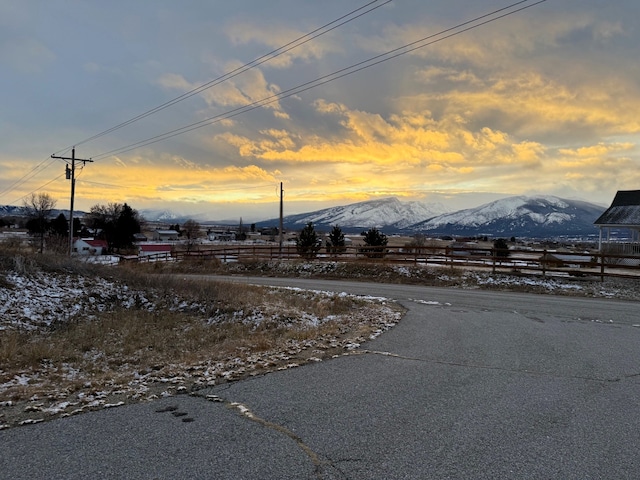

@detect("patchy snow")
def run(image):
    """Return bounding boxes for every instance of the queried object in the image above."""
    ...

[0,271,152,331]
[2,256,638,429]
[0,265,402,428]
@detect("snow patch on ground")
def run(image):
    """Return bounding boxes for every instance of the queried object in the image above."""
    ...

[0,266,402,428]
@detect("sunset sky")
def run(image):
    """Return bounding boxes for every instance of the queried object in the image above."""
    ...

[1,0,639,221]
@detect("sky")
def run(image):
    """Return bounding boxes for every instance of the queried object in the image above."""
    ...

[1,0,639,222]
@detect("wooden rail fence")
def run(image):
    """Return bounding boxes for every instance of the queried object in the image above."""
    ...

[123,244,640,281]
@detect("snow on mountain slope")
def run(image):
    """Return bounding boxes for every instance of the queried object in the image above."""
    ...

[282,197,448,230]
[423,196,566,227]
[258,195,604,236]
[415,195,604,236]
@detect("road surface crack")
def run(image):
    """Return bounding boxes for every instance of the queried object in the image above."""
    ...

[202,394,335,479]
[355,349,625,383]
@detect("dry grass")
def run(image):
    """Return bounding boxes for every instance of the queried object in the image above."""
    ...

[0,246,401,427]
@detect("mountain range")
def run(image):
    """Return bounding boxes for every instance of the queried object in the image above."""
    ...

[257,196,606,238]
[2,195,607,238]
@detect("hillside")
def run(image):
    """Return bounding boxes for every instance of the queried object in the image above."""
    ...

[259,197,447,232]
[415,196,604,237]
[258,195,605,237]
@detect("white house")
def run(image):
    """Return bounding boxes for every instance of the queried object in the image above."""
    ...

[73,238,108,255]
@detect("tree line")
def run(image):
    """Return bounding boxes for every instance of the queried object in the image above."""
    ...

[295,222,388,259]
[16,192,144,254]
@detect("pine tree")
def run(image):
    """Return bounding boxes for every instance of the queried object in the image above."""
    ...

[493,238,510,257]
[296,222,322,259]
[361,227,388,258]
[327,225,346,254]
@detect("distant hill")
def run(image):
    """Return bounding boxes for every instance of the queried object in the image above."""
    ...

[256,197,448,233]
[414,196,605,237]
[257,195,605,238]
[0,205,79,219]
[0,205,26,217]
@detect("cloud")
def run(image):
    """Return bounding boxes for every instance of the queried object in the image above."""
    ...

[3,1,639,218]
[75,159,280,209]
[157,65,287,118]
[558,143,635,158]
[223,22,341,68]
[210,99,552,210]
[0,37,56,73]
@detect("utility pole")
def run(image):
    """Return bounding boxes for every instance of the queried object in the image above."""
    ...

[51,148,93,256]
[279,182,284,257]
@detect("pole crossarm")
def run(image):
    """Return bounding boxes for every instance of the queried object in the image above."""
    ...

[50,154,93,164]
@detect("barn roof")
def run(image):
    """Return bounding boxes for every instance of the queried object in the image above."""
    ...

[83,239,108,248]
[74,238,108,248]
[594,190,640,226]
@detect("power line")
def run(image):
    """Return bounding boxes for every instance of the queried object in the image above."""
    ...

[90,0,546,160]
[78,179,274,192]
[7,173,66,206]
[52,0,390,156]
[8,1,543,206]
[0,156,61,200]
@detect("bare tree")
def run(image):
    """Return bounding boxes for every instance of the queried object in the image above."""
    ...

[182,219,202,252]
[23,192,57,253]
[85,202,142,252]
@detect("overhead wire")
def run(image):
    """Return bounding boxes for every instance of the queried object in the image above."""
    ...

[7,173,66,206]
[0,156,62,200]
[77,179,274,192]
[2,1,389,204]
[89,0,546,160]
[53,0,391,156]
[5,1,546,205]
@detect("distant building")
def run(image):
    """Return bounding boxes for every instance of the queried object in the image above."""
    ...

[152,229,179,241]
[207,230,236,241]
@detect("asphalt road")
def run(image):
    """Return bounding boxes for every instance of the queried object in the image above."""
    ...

[2,277,640,479]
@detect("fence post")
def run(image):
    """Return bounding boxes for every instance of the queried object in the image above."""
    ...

[492,248,496,274]
[600,253,605,282]
[542,249,546,278]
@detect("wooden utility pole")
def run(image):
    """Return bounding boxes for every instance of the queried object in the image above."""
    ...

[51,148,93,256]
[279,182,284,257]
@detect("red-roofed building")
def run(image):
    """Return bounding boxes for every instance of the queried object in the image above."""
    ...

[73,238,108,255]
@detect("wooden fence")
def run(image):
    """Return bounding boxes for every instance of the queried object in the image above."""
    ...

[123,244,640,281]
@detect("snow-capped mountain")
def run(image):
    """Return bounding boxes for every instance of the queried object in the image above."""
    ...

[414,195,604,237]
[265,197,448,232]
[259,195,605,237]
[139,209,182,222]
[138,209,215,224]
[0,205,26,216]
